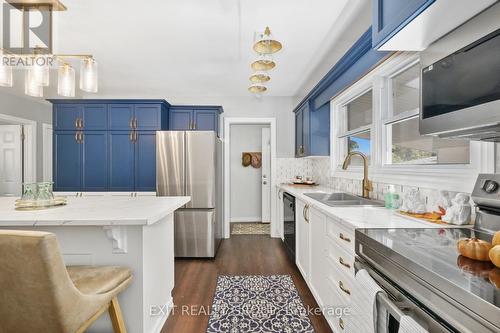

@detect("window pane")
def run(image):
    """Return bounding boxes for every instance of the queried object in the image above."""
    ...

[347,90,372,131]
[391,64,420,116]
[389,117,470,164]
[347,131,371,166]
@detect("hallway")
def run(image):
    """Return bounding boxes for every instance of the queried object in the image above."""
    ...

[162,235,332,333]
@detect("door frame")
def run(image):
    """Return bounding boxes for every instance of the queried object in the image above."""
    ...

[42,123,53,181]
[223,117,277,239]
[0,113,37,183]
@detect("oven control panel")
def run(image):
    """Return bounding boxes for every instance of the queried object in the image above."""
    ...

[472,174,500,209]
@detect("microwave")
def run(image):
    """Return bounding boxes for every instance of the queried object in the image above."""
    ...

[420,28,500,141]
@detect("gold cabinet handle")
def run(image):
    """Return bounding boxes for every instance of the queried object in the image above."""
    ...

[129,131,134,142]
[339,233,351,243]
[75,132,79,142]
[129,118,133,129]
[304,205,310,223]
[133,118,138,129]
[79,132,84,143]
[134,131,138,143]
[339,318,344,330]
[339,281,351,295]
[79,118,84,129]
[74,118,79,129]
[339,257,351,269]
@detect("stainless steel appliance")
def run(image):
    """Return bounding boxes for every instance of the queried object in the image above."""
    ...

[356,174,500,332]
[420,28,500,141]
[156,131,223,258]
[283,192,295,262]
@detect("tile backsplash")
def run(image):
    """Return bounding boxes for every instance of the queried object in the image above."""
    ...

[275,158,313,184]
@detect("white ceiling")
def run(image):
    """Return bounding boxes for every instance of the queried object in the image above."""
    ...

[1,0,369,99]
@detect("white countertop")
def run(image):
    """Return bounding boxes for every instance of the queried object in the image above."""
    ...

[279,184,467,229]
[0,196,191,226]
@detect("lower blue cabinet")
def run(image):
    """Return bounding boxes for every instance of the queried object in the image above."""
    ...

[135,132,156,191]
[54,132,82,191]
[108,131,135,191]
[82,132,108,191]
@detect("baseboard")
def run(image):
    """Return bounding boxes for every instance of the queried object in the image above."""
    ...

[151,297,173,333]
[230,217,262,223]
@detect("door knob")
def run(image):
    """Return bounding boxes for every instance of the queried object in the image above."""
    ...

[263,181,267,185]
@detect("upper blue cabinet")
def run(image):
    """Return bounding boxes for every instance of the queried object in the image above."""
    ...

[169,106,222,135]
[53,103,107,130]
[295,102,330,158]
[372,0,496,50]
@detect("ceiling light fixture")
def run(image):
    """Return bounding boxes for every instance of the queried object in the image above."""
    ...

[25,70,43,97]
[0,52,13,87]
[248,84,267,94]
[253,27,282,55]
[57,63,75,97]
[251,54,276,71]
[249,71,271,84]
[80,57,98,93]
[29,56,50,87]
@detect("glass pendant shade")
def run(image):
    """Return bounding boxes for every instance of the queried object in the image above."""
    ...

[25,70,43,97]
[253,27,282,54]
[248,84,267,94]
[0,63,13,87]
[251,57,276,71]
[80,57,98,93]
[30,57,50,86]
[58,64,75,97]
[249,71,271,83]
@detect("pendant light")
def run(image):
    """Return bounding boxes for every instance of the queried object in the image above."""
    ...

[80,57,98,93]
[57,63,75,97]
[0,53,13,87]
[251,54,276,71]
[253,27,282,54]
[25,70,43,97]
[248,84,267,94]
[249,71,270,83]
[29,55,50,86]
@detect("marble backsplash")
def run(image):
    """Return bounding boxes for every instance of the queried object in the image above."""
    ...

[275,158,314,184]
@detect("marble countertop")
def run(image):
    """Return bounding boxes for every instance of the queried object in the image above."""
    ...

[0,195,190,226]
[278,184,468,229]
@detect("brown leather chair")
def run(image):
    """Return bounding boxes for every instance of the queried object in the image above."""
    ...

[0,230,132,333]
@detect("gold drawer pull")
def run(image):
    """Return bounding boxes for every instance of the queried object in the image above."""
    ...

[339,257,351,269]
[339,233,351,243]
[339,317,344,330]
[339,281,351,295]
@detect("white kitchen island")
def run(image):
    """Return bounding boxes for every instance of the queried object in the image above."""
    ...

[0,195,190,333]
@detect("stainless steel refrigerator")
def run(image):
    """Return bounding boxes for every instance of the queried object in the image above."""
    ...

[156,131,223,258]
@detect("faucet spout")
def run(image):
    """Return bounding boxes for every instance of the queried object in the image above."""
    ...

[342,151,372,199]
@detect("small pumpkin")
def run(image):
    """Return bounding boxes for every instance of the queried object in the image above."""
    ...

[457,238,493,261]
[492,231,500,247]
[489,245,500,268]
[457,255,494,277]
[489,268,500,289]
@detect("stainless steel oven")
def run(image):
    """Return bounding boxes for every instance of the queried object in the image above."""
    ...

[283,192,295,262]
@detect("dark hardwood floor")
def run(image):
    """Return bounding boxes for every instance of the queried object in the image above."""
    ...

[161,235,332,333]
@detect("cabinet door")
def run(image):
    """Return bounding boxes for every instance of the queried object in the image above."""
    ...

[134,104,162,130]
[82,104,107,130]
[309,208,328,306]
[82,131,108,191]
[295,199,310,280]
[302,105,311,156]
[135,131,156,191]
[108,104,134,130]
[53,131,81,191]
[295,110,303,157]
[108,131,135,191]
[53,104,81,131]
[169,109,193,130]
[194,109,218,133]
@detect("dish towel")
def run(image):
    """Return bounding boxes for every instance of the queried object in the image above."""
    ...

[345,269,386,333]
[399,315,429,333]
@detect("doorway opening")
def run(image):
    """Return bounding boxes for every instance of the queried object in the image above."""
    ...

[224,118,277,239]
[0,114,37,196]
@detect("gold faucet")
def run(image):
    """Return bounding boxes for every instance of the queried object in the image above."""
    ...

[342,151,373,199]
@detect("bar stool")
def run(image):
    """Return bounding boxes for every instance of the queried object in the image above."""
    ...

[0,230,133,333]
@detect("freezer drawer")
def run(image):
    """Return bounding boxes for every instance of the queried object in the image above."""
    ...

[174,209,219,257]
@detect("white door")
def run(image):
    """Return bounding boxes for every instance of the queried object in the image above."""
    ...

[0,125,23,196]
[261,127,271,223]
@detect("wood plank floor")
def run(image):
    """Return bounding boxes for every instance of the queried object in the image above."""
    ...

[161,235,332,333]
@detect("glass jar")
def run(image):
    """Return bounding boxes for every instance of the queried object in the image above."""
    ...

[21,183,37,203]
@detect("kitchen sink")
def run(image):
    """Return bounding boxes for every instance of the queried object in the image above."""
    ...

[304,192,384,207]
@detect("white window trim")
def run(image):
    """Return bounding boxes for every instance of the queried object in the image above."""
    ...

[330,52,496,192]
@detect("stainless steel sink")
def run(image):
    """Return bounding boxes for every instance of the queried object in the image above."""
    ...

[304,192,384,207]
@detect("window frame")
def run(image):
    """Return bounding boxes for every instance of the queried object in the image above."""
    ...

[330,52,495,192]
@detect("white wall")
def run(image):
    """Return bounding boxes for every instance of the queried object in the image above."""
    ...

[230,124,268,222]
[0,91,52,181]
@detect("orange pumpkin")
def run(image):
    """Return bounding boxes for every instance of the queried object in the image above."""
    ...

[492,231,500,247]
[489,245,500,268]
[489,268,500,289]
[457,238,493,261]
[457,255,494,277]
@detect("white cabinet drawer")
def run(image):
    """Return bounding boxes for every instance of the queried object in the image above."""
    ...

[326,240,355,278]
[326,216,355,254]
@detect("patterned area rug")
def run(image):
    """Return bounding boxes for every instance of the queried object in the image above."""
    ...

[231,223,270,235]
[206,275,315,333]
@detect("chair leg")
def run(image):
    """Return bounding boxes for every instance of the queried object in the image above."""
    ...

[109,297,127,333]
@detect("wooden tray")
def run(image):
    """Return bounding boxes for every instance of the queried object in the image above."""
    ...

[397,211,448,224]
[15,197,68,211]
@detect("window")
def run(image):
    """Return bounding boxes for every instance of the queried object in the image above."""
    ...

[339,90,372,166]
[383,63,470,165]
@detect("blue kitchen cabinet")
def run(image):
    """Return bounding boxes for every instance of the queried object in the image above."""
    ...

[54,104,81,131]
[108,131,135,191]
[108,104,135,130]
[53,131,82,191]
[169,106,223,135]
[82,131,108,191]
[135,132,156,191]
[295,103,311,157]
[108,103,164,131]
[372,0,435,49]
[53,103,107,131]
[295,102,329,158]
[134,104,162,130]
[82,104,107,130]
